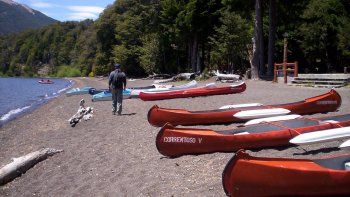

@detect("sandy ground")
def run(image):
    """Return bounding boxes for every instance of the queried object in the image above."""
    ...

[0,77,349,196]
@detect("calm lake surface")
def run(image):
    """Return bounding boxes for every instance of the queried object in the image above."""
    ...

[0,77,73,127]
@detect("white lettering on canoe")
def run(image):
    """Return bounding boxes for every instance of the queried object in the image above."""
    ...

[316,101,337,105]
[163,137,197,143]
[198,138,202,143]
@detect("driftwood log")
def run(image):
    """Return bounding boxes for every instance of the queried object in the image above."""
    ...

[214,70,240,82]
[154,73,196,83]
[0,148,63,185]
[154,77,175,84]
[68,99,94,127]
[175,73,196,80]
[144,73,173,80]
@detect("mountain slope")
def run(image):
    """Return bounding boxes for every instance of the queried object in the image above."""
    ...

[0,0,57,35]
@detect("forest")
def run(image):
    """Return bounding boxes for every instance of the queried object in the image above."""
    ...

[0,0,349,78]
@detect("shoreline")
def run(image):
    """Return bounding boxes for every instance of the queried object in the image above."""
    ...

[0,78,349,196]
[0,78,74,128]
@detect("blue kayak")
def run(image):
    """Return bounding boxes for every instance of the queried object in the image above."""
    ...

[66,86,93,96]
[92,89,131,101]
[88,88,109,95]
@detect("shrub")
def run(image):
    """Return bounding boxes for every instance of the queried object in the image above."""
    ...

[56,65,81,77]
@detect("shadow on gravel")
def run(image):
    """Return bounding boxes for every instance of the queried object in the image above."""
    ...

[293,147,340,156]
[121,113,136,116]
[250,146,292,152]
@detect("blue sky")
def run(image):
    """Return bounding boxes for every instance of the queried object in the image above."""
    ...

[14,0,115,21]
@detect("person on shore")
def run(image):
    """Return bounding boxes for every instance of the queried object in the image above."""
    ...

[109,63,127,115]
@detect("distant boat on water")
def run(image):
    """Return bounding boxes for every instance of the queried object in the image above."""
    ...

[38,79,54,84]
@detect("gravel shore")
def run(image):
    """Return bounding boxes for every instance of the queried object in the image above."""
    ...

[1,77,349,196]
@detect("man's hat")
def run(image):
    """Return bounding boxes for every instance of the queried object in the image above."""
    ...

[114,63,121,69]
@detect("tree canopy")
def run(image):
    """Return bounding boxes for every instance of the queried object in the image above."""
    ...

[0,0,349,77]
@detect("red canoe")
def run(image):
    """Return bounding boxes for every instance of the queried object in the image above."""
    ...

[223,150,350,197]
[139,81,246,101]
[155,114,350,157]
[38,79,54,84]
[148,89,341,127]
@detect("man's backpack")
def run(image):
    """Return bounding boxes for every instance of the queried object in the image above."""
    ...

[113,71,125,88]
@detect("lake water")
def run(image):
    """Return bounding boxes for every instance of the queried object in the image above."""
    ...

[0,77,73,127]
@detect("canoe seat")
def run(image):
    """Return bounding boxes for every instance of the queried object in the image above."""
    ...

[278,119,320,129]
[218,124,282,135]
[320,114,350,123]
[314,155,350,170]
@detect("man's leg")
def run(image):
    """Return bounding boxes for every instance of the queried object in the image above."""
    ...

[116,89,123,115]
[112,89,117,115]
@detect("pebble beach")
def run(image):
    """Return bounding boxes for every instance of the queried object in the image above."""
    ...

[1,77,350,196]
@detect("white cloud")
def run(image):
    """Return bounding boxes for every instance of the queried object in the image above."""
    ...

[67,12,98,20]
[67,6,104,14]
[30,1,55,8]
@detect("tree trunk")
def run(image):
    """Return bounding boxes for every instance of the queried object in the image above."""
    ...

[267,0,276,76]
[191,33,199,73]
[251,37,259,79]
[251,0,262,80]
[257,0,265,77]
[200,43,205,73]
[187,42,192,71]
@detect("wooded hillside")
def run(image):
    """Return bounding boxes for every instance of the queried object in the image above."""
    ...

[0,0,349,77]
[0,0,57,35]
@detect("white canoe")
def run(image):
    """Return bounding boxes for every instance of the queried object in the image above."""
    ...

[233,108,291,120]
[339,139,350,149]
[244,114,301,126]
[137,80,198,95]
[130,84,173,98]
[289,126,350,145]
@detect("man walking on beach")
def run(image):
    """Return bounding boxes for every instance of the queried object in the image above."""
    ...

[109,63,127,115]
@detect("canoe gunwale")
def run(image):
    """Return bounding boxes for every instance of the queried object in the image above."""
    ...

[148,89,342,126]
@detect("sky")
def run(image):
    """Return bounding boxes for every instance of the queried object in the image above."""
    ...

[13,0,115,21]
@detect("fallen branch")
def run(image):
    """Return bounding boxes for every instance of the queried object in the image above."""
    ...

[0,148,63,186]
[153,77,175,84]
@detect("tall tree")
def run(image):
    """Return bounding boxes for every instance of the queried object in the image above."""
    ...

[209,10,251,74]
[299,0,347,72]
[251,0,263,79]
[267,0,276,76]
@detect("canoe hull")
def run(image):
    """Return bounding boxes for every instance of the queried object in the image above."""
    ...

[140,82,246,101]
[222,150,350,197]
[155,115,350,157]
[148,89,341,127]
